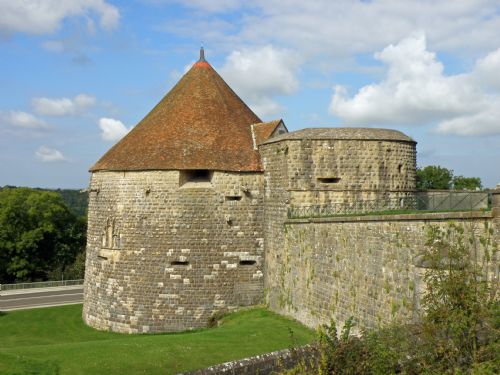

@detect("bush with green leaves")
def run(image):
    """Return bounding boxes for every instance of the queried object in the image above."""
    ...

[418,222,498,373]
[0,187,86,283]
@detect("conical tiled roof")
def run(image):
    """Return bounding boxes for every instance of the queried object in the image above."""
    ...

[90,50,263,172]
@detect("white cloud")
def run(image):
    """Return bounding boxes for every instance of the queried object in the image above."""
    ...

[435,103,500,136]
[220,45,300,118]
[99,117,130,141]
[32,94,96,116]
[164,1,500,66]
[0,0,119,35]
[474,47,500,90]
[329,33,500,136]
[35,146,66,162]
[250,0,500,58]
[0,111,48,129]
[244,97,284,120]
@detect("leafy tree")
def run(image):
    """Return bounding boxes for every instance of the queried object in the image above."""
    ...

[0,186,89,217]
[417,165,454,190]
[55,189,88,217]
[420,222,497,372]
[0,187,86,283]
[417,165,483,191]
[453,175,482,190]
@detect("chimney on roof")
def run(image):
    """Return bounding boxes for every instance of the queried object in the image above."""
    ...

[199,47,206,62]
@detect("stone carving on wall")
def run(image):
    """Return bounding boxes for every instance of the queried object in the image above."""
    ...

[102,217,121,249]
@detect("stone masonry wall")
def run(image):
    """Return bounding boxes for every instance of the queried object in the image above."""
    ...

[179,345,318,375]
[260,137,417,281]
[266,212,496,332]
[260,137,498,332]
[83,170,264,333]
[278,138,417,208]
[260,137,417,327]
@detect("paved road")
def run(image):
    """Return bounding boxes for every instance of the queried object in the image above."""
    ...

[0,286,83,311]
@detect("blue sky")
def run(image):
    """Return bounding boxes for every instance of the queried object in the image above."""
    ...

[0,0,499,188]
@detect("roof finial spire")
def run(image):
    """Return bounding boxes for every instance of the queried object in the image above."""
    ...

[199,46,206,62]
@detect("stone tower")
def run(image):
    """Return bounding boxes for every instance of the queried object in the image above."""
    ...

[83,49,419,334]
[83,49,281,333]
[259,128,417,326]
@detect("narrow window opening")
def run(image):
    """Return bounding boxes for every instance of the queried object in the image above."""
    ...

[179,170,213,187]
[98,255,108,260]
[239,260,256,266]
[398,164,403,173]
[317,177,341,184]
[225,196,242,201]
[171,260,189,266]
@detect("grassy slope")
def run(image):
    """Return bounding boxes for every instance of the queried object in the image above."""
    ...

[0,305,315,375]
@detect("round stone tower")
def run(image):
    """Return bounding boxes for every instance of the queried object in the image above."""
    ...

[83,49,268,333]
[259,127,417,212]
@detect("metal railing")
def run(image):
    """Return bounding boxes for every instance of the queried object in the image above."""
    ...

[288,192,491,219]
[0,279,84,291]
[414,191,489,211]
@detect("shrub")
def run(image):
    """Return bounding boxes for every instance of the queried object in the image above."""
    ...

[419,222,498,372]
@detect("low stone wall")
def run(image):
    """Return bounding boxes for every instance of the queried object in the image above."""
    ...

[178,345,317,375]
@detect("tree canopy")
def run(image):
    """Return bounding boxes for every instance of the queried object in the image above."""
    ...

[452,175,482,190]
[416,165,482,190]
[0,187,86,284]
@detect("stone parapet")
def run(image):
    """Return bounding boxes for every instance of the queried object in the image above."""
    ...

[287,210,493,224]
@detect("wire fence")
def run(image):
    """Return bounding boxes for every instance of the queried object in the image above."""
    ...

[288,191,490,219]
[0,279,84,291]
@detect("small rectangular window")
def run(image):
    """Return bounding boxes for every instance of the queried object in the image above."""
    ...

[225,196,242,201]
[239,260,256,266]
[171,260,189,266]
[317,177,341,184]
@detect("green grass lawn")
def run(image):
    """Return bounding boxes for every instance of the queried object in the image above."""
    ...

[0,305,315,375]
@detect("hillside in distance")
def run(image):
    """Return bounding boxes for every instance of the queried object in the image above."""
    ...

[1,186,88,217]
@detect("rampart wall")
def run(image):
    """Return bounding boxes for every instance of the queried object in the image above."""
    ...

[265,211,497,332]
[83,170,264,333]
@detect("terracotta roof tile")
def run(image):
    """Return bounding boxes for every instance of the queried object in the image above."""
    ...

[91,57,263,172]
[251,119,286,146]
